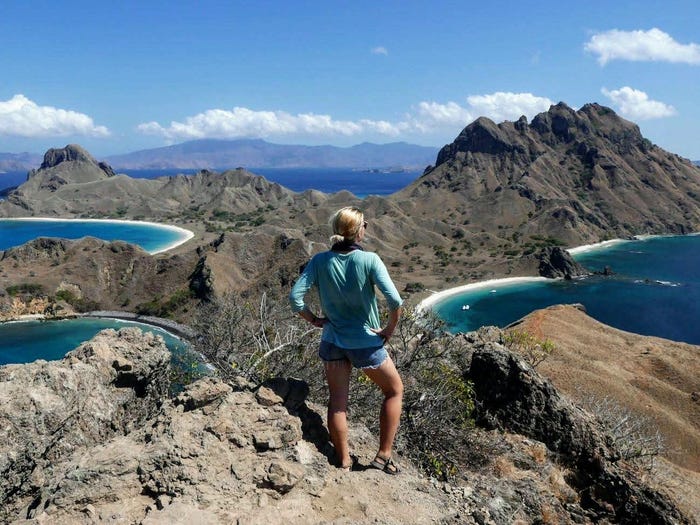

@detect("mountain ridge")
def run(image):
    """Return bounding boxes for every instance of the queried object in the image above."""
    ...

[0,140,438,172]
[396,102,700,247]
[104,139,438,170]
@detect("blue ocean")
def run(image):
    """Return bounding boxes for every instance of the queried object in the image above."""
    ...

[432,235,700,345]
[1,167,422,198]
[0,317,207,391]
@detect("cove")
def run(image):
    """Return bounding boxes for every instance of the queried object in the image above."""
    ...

[427,234,700,345]
[0,218,193,254]
[0,317,208,391]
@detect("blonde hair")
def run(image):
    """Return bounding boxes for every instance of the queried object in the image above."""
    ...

[329,206,364,244]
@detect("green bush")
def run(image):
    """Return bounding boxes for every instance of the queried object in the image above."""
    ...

[503,329,555,368]
[6,283,44,297]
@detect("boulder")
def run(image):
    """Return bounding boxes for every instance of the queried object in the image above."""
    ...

[467,344,691,524]
[537,246,588,279]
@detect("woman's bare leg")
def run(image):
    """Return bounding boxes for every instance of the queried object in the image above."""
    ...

[362,356,403,459]
[324,359,353,467]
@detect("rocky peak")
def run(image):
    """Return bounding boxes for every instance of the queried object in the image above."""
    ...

[436,116,523,165]
[38,144,115,178]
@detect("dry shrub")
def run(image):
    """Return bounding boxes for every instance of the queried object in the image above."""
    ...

[577,394,665,471]
[192,291,325,394]
[503,329,555,368]
[547,467,579,504]
[538,504,558,525]
[492,456,516,478]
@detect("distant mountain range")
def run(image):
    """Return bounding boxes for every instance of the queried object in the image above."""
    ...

[103,139,438,170]
[0,152,42,172]
[0,140,438,172]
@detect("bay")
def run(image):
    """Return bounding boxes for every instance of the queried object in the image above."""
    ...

[431,235,700,345]
[0,218,192,254]
[0,317,189,366]
[0,317,207,390]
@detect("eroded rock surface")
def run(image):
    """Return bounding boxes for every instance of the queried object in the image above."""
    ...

[0,329,459,524]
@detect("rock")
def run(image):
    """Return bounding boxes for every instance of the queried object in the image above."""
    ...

[256,386,284,407]
[174,377,232,411]
[537,246,588,279]
[593,265,615,276]
[261,460,305,494]
[0,328,462,525]
[466,344,691,524]
[0,327,170,523]
[188,256,215,300]
[40,144,96,169]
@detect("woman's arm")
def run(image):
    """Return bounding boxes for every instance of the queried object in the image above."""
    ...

[298,307,326,328]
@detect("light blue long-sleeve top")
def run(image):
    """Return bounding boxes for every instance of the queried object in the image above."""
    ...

[289,250,403,349]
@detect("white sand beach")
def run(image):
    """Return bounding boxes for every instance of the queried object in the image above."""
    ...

[417,276,552,312]
[566,238,628,255]
[0,217,194,254]
[418,236,645,312]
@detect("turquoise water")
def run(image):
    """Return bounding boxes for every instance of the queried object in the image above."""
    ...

[0,317,208,393]
[0,219,190,254]
[0,317,192,366]
[432,235,700,344]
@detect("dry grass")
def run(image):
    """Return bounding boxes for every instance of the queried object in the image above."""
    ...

[526,442,548,464]
[515,304,700,518]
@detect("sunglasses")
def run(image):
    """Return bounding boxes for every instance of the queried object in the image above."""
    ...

[363,221,368,229]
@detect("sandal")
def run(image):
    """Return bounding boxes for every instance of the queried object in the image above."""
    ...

[370,454,400,475]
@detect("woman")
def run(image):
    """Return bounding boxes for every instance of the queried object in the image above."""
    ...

[289,206,404,474]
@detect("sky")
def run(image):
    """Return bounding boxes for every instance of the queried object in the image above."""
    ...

[1,0,699,159]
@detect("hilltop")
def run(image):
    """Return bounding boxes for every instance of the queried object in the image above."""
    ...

[393,102,700,247]
[1,321,694,523]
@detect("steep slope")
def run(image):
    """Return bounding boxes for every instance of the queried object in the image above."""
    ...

[510,304,700,518]
[394,103,700,247]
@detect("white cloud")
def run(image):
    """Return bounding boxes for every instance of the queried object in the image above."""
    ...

[466,92,554,122]
[137,107,401,141]
[601,86,676,120]
[413,101,475,131]
[0,94,110,137]
[137,92,554,142]
[371,46,388,55]
[585,28,700,65]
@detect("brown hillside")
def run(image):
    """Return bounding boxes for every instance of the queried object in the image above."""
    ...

[394,103,700,248]
[511,304,700,516]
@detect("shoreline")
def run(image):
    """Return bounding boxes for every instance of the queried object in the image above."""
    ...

[0,217,194,254]
[417,277,552,312]
[417,234,681,312]
[1,311,194,342]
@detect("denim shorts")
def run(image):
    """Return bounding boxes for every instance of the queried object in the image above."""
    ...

[319,340,388,369]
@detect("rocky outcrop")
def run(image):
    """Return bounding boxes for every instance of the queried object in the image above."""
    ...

[40,144,114,178]
[466,344,691,524]
[0,329,462,524]
[537,246,588,279]
[1,324,693,523]
[0,328,170,522]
